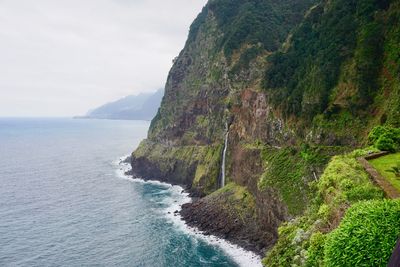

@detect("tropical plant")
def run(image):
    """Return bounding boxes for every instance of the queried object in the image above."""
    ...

[368,126,400,152]
[386,163,400,177]
[324,199,400,267]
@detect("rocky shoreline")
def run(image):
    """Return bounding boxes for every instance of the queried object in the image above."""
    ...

[180,203,264,256]
[126,161,267,257]
[180,192,274,257]
[127,155,276,257]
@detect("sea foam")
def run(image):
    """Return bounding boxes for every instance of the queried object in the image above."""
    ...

[114,156,263,267]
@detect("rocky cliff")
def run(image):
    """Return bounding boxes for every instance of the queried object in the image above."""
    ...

[131,0,400,259]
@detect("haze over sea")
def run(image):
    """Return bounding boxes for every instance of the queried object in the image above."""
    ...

[0,118,262,267]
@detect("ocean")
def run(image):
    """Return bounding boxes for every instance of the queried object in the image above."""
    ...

[0,118,260,267]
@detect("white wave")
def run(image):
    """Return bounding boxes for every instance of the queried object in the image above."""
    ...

[114,156,262,267]
[162,186,262,267]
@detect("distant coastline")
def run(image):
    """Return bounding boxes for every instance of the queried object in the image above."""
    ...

[77,89,163,121]
[72,115,152,121]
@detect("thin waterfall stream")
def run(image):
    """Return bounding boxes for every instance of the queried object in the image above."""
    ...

[220,123,229,188]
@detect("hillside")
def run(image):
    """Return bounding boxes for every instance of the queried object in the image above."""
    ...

[85,89,163,120]
[130,0,400,265]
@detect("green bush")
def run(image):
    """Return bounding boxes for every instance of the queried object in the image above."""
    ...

[324,199,400,267]
[376,134,396,152]
[368,125,387,143]
[262,223,299,267]
[305,232,327,267]
[368,126,400,152]
[345,184,383,202]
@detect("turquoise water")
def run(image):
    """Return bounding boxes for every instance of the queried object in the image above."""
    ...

[0,118,240,267]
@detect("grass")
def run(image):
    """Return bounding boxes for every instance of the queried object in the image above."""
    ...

[262,148,384,266]
[258,147,310,215]
[369,153,400,192]
[210,182,256,221]
[258,145,346,216]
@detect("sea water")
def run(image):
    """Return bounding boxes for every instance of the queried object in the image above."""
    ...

[0,118,260,267]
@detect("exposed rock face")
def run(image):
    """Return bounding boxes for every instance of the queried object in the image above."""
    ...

[180,148,288,256]
[130,0,317,254]
[130,0,400,258]
[130,146,197,187]
[230,89,295,147]
[180,186,282,256]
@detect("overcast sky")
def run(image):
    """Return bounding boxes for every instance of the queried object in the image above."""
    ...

[0,0,207,117]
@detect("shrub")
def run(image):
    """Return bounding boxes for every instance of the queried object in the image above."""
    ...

[376,134,396,152]
[345,184,383,202]
[368,125,387,143]
[386,163,400,178]
[305,232,327,267]
[368,126,400,152]
[324,199,400,267]
[262,222,299,267]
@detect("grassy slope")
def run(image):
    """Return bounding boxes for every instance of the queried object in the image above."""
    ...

[369,153,400,191]
[210,182,256,217]
[262,148,385,266]
[257,145,347,216]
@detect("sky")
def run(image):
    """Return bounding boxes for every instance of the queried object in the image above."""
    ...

[0,0,207,117]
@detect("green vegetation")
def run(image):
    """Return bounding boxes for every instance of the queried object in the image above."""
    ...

[263,148,384,266]
[133,140,222,194]
[193,145,223,194]
[138,1,400,265]
[210,182,256,220]
[325,199,400,267]
[261,0,397,138]
[370,153,400,192]
[258,147,310,215]
[263,0,358,117]
[214,0,316,57]
[229,45,263,75]
[387,163,400,177]
[195,0,317,59]
[187,5,209,43]
[258,145,345,215]
[368,126,400,152]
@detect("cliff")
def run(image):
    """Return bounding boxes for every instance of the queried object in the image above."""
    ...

[131,0,400,262]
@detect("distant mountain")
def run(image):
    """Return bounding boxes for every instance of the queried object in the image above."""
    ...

[85,89,163,120]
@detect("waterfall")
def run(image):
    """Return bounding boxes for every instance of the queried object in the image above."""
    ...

[220,123,229,188]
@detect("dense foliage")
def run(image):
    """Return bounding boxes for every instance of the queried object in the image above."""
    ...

[213,0,317,58]
[263,0,389,119]
[324,199,400,267]
[187,0,317,59]
[258,145,342,215]
[368,125,400,152]
[262,148,384,266]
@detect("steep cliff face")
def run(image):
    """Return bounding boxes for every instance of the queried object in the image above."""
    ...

[132,0,317,193]
[131,0,400,257]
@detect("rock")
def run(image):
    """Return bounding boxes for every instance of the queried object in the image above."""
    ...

[180,188,280,256]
